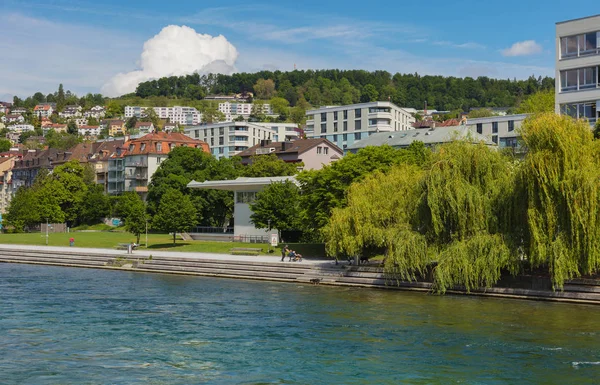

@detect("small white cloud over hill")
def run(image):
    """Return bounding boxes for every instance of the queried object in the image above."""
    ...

[102,25,238,97]
[501,40,542,57]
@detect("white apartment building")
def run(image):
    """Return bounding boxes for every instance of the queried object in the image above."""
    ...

[218,102,273,120]
[125,106,202,126]
[185,122,299,159]
[555,15,600,124]
[84,106,106,119]
[466,114,528,149]
[9,124,35,133]
[305,101,416,150]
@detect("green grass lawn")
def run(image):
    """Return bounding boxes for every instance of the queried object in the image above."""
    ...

[0,232,278,255]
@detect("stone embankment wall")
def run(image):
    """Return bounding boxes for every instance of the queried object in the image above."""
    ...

[0,247,598,305]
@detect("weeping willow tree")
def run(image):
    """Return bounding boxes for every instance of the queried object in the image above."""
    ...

[325,140,521,293]
[324,164,430,282]
[520,113,600,288]
[422,140,521,293]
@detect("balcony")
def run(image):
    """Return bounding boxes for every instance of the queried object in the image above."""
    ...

[125,159,148,168]
[125,173,148,180]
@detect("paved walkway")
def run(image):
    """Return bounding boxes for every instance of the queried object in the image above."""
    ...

[0,244,335,267]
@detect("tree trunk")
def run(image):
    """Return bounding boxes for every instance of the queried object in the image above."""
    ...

[173,232,176,245]
[136,234,140,244]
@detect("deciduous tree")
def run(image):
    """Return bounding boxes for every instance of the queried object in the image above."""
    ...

[152,188,197,244]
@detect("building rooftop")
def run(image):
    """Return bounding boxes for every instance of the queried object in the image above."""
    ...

[237,138,342,158]
[124,132,209,156]
[346,126,495,152]
[556,14,600,25]
[188,176,297,192]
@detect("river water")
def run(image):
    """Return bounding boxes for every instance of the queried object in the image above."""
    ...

[0,263,598,384]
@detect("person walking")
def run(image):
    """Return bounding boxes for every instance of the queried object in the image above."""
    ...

[281,245,289,262]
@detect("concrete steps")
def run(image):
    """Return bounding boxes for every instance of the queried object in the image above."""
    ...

[1,247,600,305]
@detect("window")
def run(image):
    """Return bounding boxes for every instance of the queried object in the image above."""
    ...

[236,192,257,204]
[128,144,134,152]
[343,121,348,131]
[492,135,498,144]
[334,111,338,120]
[333,122,338,132]
[476,123,483,134]
[343,134,347,141]
[333,134,338,142]
[194,130,199,138]
[324,147,329,155]
[210,138,214,146]
[219,147,224,154]
[582,32,598,55]
[317,146,322,154]
[219,137,224,145]
[561,69,578,91]
[561,32,600,58]
[355,108,362,118]
[492,122,498,134]
[321,123,327,134]
[355,120,362,130]
[343,110,348,119]
[140,143,146,152]
[561,36,578,58]
[354,133,361,140]
[219,127,224,135]
[156,157,162,164]
[321,112,327,121]
[211,128,214,136]
[169,143,175,150]
[508,120,514,132]
[579,67,597,89]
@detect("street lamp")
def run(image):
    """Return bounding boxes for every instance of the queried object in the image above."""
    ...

[145,217,148,248]
[45,218,48,246]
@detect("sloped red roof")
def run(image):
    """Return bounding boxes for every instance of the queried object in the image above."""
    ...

[123,132,209,156]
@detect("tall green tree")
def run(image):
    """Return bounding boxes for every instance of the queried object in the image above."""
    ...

[0,138,11,152]
[115,192,148,244]
[242,154,299,177]
[152,188,197,244]
[78,184,111,225]
[250,180,301,240]
[516,89,555,114]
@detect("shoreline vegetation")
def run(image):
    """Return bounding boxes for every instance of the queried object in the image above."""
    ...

[326,113,600,294]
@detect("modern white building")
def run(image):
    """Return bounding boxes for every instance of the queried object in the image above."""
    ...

[188,176,296,241]
[466,114,528,149]
[218,102,273,120]
[305,101,416,150]
[555,14,600,124]
[84,106,106,119]
[9,124,34,133]
[184,122,300,159]
[125,106,202,126]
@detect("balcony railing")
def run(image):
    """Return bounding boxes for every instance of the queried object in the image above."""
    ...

[125,173,148,180]
[125,160,148,167]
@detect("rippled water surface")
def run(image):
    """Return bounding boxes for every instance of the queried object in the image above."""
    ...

[1,263,599,384]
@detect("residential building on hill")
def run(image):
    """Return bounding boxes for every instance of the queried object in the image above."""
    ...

[305,101,416,151]
[9,124,34,133]
[11,107,27,115]
[133,121,155,134]
[555,14,600,124]
[184,122,300,159]
[84,106,106,119]
[0,155,18,213]
[218,102,273,120]
[1,114,25,124]
[59,105,82,118]
[33,104,54,118]
[106,120,126,136]
[78,125,101,137]
[125,106,202,126]
[11,148,60,189]
[237,138,343,171]
[43,123,68,135]
[107,132,209,197]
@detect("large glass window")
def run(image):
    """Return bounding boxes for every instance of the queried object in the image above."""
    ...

[333,122,338,132]
[343,121,348,131]
[333,111,338,120]
[582,33,598,55]
[236,192,257,204]
[343,110,348,119]
[355,120,362,130]
[561,32,600,58]
[561,69,578,91]
[579,67,597,89]
[321,112,327,121]
[508,120,515,132]
[321,123,327,134]
[492,122,498,134]
[476,123,482,134]
[355,109,362,118]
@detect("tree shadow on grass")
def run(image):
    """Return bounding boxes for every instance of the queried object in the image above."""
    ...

[146,243,191,249]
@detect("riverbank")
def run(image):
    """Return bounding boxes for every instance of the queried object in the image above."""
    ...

[0,244,599,305]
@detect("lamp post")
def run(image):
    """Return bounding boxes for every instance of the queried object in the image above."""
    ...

[145,218,148,248]
[45,218,48,246]
[267,219,271,252]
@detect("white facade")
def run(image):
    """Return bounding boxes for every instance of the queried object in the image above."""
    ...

[9,124,34,133]
[75,117,88,127]
[78,126,101,136]
[59,105,82,118]
[218,102,273,120]
[555,15,600,124]
[465,114,528,149]
[84,106,106,119]
[125,106,202,126]
[305,101,416,151]
[185,122,278,159]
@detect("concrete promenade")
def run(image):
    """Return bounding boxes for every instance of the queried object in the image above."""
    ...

[0,244,334,266]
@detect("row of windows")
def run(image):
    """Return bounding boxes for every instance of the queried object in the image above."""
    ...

[561,32,600,59]
[560,67,598,92]
[475,121,515,134]
[560,102,597,122]
[316,146,329,155]
[321,109,362,122]
[321,120,361,133]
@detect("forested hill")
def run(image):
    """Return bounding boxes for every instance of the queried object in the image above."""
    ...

[134,70,555,111]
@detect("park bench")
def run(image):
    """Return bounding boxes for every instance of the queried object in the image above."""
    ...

[230,247,262,256]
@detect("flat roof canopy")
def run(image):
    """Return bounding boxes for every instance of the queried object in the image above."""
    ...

[187,176,297,191]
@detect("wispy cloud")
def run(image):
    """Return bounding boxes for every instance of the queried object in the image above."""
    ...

[433,41,486,49]
[501,40,543,57]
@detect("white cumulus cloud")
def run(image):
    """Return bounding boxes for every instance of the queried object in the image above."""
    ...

[501,40,543,57]
[102,25,238,97]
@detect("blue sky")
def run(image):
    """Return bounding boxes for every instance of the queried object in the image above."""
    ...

[0,0,596,98]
